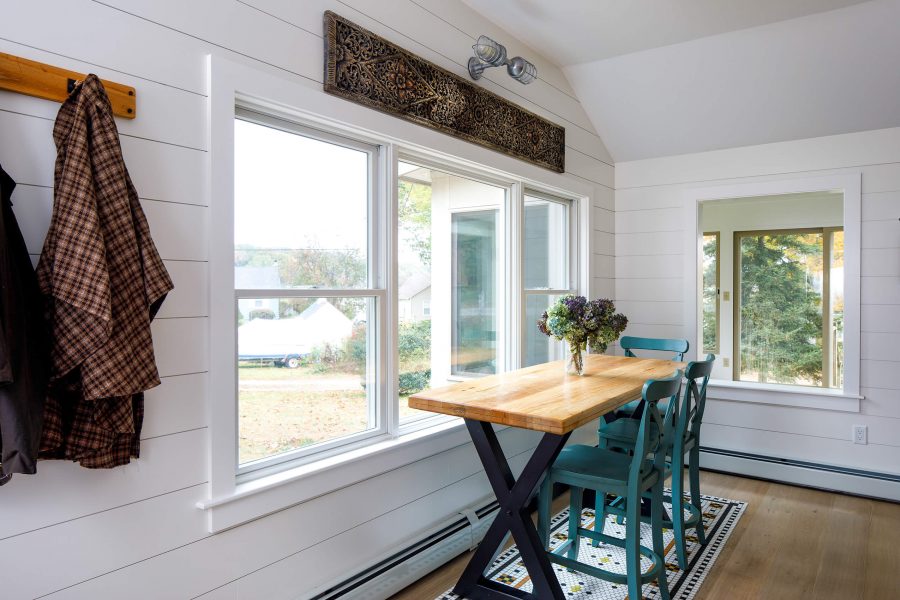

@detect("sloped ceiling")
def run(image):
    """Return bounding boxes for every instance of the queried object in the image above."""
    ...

[464,0,900,162]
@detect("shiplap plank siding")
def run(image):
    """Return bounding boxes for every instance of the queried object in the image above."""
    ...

[0,1,612,598]
[615,126,900,484]
[0,429,207,542]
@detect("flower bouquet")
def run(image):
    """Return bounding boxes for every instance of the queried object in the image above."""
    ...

[537,295,628,376]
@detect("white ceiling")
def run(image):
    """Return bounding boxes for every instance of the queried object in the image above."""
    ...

[462,0,871,66]
[464,0,900,162]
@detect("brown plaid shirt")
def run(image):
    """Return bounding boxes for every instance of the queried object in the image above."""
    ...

[37,75,173,468]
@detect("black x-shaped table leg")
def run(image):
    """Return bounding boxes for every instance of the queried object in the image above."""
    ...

[453,419,571,600]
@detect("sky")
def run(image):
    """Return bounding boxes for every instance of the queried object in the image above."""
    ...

[234,119,369,253]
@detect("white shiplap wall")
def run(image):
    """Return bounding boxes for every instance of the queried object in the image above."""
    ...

[615,127,900,481]
[0,1,613,598]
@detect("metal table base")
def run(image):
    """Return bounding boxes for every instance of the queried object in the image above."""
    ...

[452,419,571,600]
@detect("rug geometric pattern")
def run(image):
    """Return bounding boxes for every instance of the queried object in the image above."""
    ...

[437,491,746,600]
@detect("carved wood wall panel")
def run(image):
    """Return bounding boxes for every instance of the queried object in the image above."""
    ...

[323,11,565,173]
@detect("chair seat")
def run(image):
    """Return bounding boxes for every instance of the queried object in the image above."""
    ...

[551,444,658,489]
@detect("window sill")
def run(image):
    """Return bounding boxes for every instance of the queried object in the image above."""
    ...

[707,379,861,412]
[197,416,474,532]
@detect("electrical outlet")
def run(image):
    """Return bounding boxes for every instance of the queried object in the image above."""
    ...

[723,357,730,367]
[853,425,867,445]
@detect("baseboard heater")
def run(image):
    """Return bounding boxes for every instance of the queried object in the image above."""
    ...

[308,500,500,600]
[700,446,900,500]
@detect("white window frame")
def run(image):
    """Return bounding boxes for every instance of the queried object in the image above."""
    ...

[233,108,387,477]
[683,173,862,413]
[204,55,592,532]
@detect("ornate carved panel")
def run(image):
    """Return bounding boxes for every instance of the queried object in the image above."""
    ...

[324,11,565,173]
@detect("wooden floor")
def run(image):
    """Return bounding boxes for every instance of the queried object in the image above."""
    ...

[389,470,900,600]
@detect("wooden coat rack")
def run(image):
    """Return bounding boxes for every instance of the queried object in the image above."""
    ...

[0,52,136,118]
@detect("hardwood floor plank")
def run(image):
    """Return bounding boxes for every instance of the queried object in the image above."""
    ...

[864,498,900,600]
[812,494,872,599]
[756,485,833,598]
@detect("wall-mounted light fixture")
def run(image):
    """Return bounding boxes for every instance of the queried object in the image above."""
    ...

[467,35,537,85]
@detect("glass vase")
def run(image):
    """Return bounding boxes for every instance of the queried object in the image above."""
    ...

[566,344,584,376]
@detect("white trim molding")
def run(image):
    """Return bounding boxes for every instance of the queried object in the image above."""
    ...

[707,380,861,412]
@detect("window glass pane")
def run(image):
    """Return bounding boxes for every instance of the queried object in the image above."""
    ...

[702,233,719,353]
[525,294,561,367]
[829,230,844,389]
[524,197,568,290]
[397,162,505,421]
[738,232,823,386]
[452,210,498,376]
[397,162,434,422]
[237,297,375,465]
[234,118,369,289]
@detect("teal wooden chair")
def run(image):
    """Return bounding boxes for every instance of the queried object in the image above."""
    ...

[537,371,683,600]
[607,336,690,421]
[596,355,715,569]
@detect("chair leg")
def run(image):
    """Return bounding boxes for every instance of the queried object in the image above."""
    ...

[592,491,608,547]
[689,446,707,545]
[671,466,688,569]
[651,480,671,600]
[625,493,643,600]
[567,487,584,563]
[537,476,553,549]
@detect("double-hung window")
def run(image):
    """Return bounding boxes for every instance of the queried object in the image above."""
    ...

[233,110,384,472]
[206,57,590,531]
[523,192,576,366]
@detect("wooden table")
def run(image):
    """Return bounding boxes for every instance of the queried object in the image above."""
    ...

[409,354,683,600]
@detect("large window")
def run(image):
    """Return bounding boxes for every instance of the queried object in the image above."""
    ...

[230,121,579,476]
[234,111,382,471]
[735,228,843,388]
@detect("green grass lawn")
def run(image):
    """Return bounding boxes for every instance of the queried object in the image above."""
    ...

[238,365,430,464]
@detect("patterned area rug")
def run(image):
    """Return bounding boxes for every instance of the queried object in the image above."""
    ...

[438,491,746,600]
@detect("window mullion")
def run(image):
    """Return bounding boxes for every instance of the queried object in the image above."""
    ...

[822,229,832,389]
[383,143,399,435]
[508,182,524,371]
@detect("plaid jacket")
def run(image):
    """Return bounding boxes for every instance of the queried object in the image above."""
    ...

[37,75,173,468]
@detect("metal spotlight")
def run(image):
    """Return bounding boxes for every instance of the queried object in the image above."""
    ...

[467,34,537,85]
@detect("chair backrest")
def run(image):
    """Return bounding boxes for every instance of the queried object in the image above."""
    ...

[630,370,683,481]
[620,336,689,361]
[675,354,715,453]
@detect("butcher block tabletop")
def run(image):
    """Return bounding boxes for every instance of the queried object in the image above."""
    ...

[408,354,685,435]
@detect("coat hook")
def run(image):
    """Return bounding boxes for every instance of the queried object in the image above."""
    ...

[66,78,77,94]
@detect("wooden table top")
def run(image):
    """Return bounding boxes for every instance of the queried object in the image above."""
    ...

[408,354,684,435]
